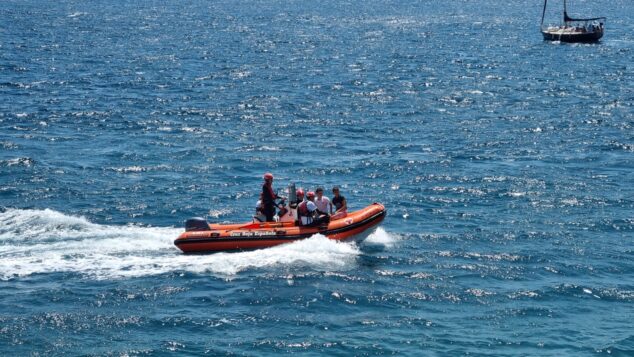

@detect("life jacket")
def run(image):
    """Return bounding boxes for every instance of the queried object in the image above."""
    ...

[298,201,309,217]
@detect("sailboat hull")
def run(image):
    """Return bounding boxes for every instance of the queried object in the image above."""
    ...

[541,28,603,43]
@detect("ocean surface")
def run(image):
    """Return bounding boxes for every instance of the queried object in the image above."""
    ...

[1,0,633,355]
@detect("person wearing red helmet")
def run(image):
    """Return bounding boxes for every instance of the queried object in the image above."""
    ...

[297,191,317,226]
[297,191,329,226]
[261,173,278,222]
[292,188,305,208]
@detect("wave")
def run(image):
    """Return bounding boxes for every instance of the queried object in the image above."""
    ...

[0,157,34,167]
[68,12,88,18]
[363,227,399,247]
[0,208,365,280]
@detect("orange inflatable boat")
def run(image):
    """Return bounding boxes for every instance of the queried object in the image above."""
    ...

[174,203,386,253]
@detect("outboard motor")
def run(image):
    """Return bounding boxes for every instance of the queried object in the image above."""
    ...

[277,183,298,223]
[288,182,297,203]
[185,217,211,232]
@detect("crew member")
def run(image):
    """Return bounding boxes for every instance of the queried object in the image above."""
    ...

[292,188,305,208]
[298,191,329,226]
[261,172,278,222]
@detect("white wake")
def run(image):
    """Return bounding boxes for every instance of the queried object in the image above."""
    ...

[363,227,399,247]
[0,208,365,280]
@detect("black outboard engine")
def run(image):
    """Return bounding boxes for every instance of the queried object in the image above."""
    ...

[185,217,211,232]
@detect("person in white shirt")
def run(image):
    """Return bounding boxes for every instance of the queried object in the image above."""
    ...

[298,191,317,226]
[314,187,331,215]
[254,193,266,222]
[298,191,329,226]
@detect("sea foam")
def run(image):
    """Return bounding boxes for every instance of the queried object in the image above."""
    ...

[0,209,363,280]
[363,227,398,247]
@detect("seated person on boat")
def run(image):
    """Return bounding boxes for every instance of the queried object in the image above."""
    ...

[314,187,332,215]
[254,193,266,222]
[298,191,329,226]
[331,186,347,220]
[291,188,305,208]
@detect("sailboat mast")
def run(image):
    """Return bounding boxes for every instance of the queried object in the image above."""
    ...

[541,0,548,26]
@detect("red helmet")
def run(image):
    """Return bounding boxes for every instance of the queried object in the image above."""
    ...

[263,172,274,180]
[307,191,315,199]
[296,189,304,197]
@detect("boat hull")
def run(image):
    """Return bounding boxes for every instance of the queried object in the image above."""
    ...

[542,29,603,43]
[174,203,386,253]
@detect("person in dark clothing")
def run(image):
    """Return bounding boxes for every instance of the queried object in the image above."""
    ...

[331,186,348,220]
[261,172,278,222]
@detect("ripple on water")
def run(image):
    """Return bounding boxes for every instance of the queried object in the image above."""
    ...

[1,0,633,355]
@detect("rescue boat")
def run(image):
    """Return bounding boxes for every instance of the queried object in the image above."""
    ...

[174,203,386,253]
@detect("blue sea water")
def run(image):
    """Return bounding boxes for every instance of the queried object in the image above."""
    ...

[1,0,633,355]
